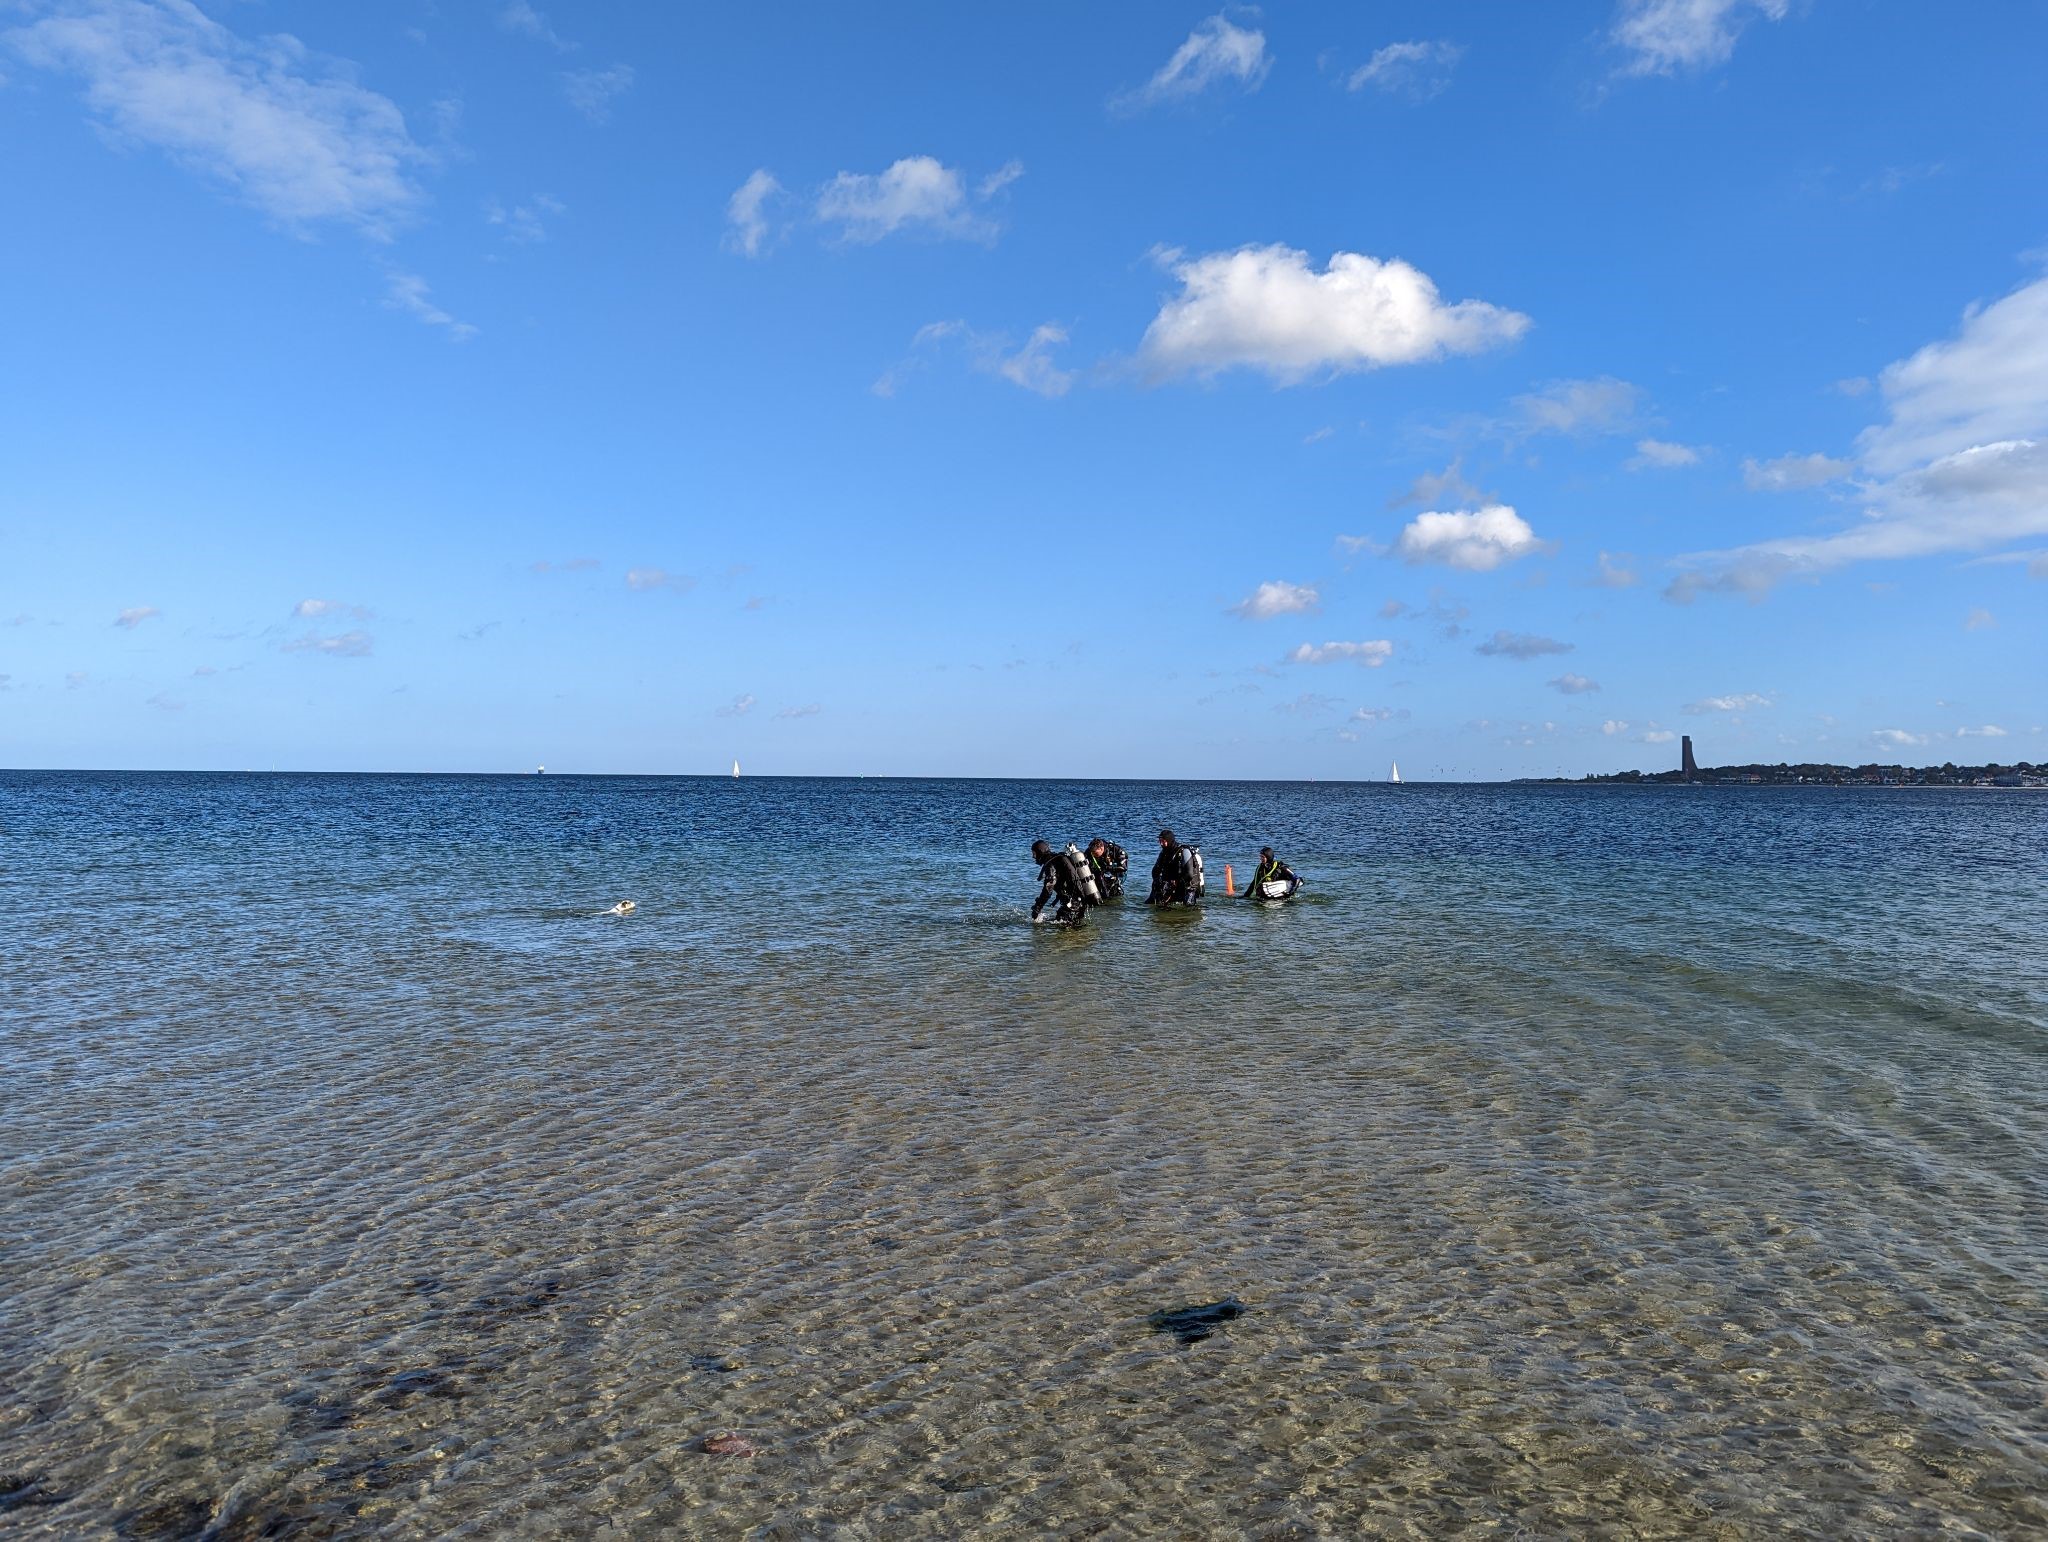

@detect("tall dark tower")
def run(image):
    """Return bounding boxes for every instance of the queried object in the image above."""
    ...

[1681,734,1698,781]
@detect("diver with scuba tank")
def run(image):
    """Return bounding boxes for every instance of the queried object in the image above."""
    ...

[1145,829,1205,907]
[1244,846,1301,901]
[1029,839,1100,927]
[1084,837,1128,899]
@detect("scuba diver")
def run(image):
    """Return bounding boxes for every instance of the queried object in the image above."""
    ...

[1145,829,1205,907]
[1245,847,1302,901]
[1029,839,1098,928]
[1085,837,1128,899]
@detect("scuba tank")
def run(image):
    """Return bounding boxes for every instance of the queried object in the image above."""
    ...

[1178,844,1205,899]
[1062,844,1103,904]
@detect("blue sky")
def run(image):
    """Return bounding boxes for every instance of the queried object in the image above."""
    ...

[2,0,2043,778]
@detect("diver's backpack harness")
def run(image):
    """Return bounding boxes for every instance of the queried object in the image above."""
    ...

[1177,843,1205,900]
[1058,846,1101,904]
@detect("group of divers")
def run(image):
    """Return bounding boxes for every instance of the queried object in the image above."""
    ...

[1026,831,1301,928]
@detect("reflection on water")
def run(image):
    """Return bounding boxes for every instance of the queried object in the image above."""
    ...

[3,772,2046,1536]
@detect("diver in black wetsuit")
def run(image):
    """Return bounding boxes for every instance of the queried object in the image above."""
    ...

[1029,840,1090,928]
[1085,837,1127,899]
[1244,846,1299,900]
[1146,829,1199,907]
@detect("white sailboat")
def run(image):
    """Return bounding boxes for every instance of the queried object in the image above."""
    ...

[732,759,741,779]
[1388,759,1402,784]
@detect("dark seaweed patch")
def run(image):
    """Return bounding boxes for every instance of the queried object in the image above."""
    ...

[0,1472,66,1511]
[1147,1295,1247,1346]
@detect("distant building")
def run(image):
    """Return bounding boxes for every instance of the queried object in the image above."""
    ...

[1681,734,1698,782]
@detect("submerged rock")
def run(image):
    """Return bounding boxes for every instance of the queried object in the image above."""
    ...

[700,1432,759,1458]
[1148,1295,1247,1346]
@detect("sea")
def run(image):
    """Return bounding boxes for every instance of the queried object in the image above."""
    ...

[3,771,2045,1538]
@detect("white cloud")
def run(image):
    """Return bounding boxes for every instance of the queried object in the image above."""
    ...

[1351,706,1404,723]
[1511,377,1643,439]
[113,605,159,629]
[1742,452,1853,491]
[776,703,821,720]
[8,0,426,236]
[384,270,476,340]
[1642,729,1676,743]
[816,155,1006,244]
[1589,550,1639,587]
[1859,274,2048,473]
[1611,0,1790,76]
[724,169,782,257]
[1347,40,1463,100]
[1956,724,2008,738]
[716,693,756,717]
[977,160,1025,199]
[1230,580,1320,620]
[1602,719,1629,735]
[1964,606,1996,631]
[1685,692,1770,713]
[1288,640,1394,667]
[531,557,599,574]
[293,598,371,620]
[994,324,1076,398]
[1136,244,1528,384]
[1392,505,1543,571]
[562,64,632,123]
[625,567,693,592]
[486,194,559,244]
[1671,277,2048,596]
[282,629,372,657]
[1118,13,1269,110]
[1629,437,1701,469]
[498,2,572,51]
[1549,673,1601,694]
[1476,630,1572,659]
[1871,727,1930,749]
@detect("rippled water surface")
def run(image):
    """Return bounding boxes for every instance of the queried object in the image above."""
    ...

[4,772,2046,1538]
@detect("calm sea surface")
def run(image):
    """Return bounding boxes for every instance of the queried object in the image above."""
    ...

[3,772,2046,1538]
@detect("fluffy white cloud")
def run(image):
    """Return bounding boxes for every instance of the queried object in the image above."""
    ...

[1686,692,1770,713]
[1352,706,1404,723]
[1671,277,2048,597]
[282,629,372,657]
[1956,724,2009,738]
[1629,437,1701,469]
[1393,504,1543,571]
[1859,275,2048,473]
[1549,673,1601,694]
[816,155,1005,244]
[1476,630,1572,659]
[1288,640,1394,667]
[8,0,426,235]
[384,270,476,340]
[1118,14,1269,110]
[723,169,782,257]
[1348,40,1463,100]
[562,64,632,123]
[1602,719,1629,735]
[113,605,159,629]
[1137,245,1528,383]
[1230,581,1320,620]
[1872,727,1931,749]
[1742,452,1853,491]
[1642,729,1676,743]
[293,598,371,619]
[1512,377,1642,438]
[1611,0,1790,76]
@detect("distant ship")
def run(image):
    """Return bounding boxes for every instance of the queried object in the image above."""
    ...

[732,759,741,779]
[1389,759,1402,784]
[535,765,545,776]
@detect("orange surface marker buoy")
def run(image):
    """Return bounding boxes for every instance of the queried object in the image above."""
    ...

[1224,864,1235,896]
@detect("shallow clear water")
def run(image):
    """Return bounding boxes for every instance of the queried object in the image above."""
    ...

[3,772,2045,1538]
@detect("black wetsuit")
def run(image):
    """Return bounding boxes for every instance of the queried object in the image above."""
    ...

[1247,855,1298,899]
[1033,852,1090,928]
[1088,842,1128,898]
[1147,843,1197,907]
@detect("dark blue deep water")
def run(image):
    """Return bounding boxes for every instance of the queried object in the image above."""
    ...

[3,772,2045,1536]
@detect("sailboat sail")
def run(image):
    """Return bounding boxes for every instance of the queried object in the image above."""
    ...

[1389,759,1402,784]
[732,760,741,779]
